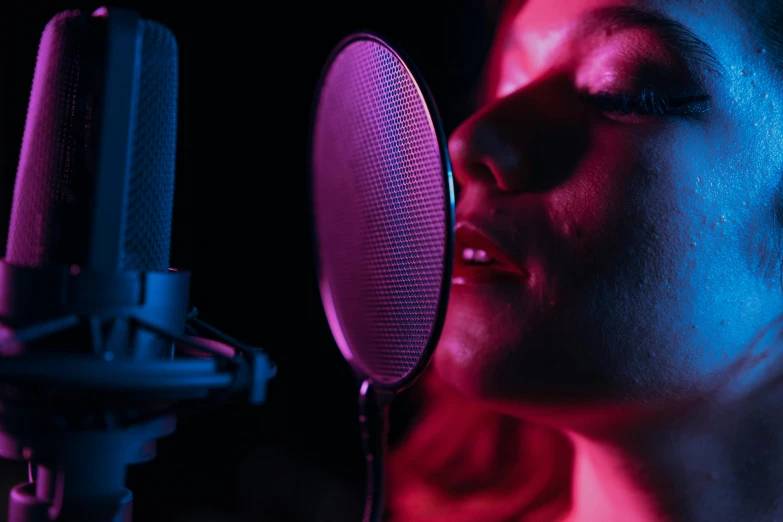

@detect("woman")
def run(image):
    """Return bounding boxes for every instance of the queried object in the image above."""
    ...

[387,1,783,521]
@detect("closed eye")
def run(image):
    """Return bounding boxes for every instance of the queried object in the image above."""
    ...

[581,89,711,117]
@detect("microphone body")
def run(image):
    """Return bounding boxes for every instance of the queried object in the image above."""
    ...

[1,8,275,522]
[6,6,184,360]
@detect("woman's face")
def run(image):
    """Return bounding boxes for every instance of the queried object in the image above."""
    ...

[434,0,783,418]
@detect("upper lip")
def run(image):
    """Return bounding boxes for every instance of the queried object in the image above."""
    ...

[454,221,528,276]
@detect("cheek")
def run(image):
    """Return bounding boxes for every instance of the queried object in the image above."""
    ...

[613,122,783,373]
[540,126,706,380]
[546,118,783,387]
[543,125,638,258]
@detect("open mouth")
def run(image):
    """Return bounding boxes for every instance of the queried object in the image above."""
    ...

[453,223,528,284]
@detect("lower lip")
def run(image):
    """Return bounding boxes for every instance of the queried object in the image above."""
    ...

[452,262,528,285]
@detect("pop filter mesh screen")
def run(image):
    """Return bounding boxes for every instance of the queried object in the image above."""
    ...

[311,36,451,387]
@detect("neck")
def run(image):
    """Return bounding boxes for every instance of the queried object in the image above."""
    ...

[562,375,783,522]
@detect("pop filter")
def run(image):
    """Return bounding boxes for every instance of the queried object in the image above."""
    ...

[309,33,455,522]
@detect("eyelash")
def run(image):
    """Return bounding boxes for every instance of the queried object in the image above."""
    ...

[581,89,711,116]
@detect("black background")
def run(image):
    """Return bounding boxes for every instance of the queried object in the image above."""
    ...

[0,3,501,521]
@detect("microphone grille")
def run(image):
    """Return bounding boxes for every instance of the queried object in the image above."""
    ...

[6,11,178,272]
[122,20,178,271]
[6,11,99,268]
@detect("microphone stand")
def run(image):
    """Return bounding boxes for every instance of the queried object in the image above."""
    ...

[358,381,390,522]
[0,264,275,522]
[6,416,174,522]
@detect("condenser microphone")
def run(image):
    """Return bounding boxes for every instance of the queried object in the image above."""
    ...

[0,8,275,522]
[310,34,455,522]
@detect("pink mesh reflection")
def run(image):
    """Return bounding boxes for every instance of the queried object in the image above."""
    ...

[312,37,449,386]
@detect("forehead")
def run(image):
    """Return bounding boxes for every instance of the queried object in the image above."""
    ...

[506,0,735,27]
[513,0,634,26]
[504,0,730,48]
[494,0,766,83]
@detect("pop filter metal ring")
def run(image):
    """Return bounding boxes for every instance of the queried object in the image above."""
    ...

[309,31,455,395]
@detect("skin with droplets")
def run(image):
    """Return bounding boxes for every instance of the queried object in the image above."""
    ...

[426,0,783,521]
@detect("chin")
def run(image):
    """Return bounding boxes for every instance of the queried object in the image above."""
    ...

[432,281,657,426]
[434,332,641,431]
[433,280,532,398]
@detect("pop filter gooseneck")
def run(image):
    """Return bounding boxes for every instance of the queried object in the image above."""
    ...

[309,33,455,522]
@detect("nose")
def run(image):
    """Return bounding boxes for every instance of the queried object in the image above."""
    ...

[448,75,590,193]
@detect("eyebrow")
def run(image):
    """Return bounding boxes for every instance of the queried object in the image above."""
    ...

[582,6,725,77]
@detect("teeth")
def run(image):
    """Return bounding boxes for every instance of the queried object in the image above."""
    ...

[474,249,491,263]
[462,248,492,264]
